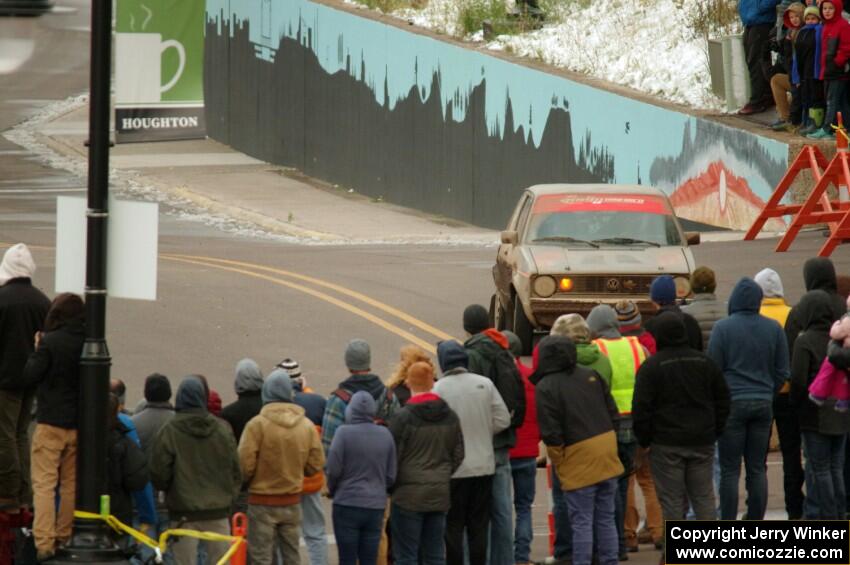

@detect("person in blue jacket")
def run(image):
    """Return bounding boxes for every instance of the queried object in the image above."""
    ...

[738,0,783,115]
[707,278,790,521]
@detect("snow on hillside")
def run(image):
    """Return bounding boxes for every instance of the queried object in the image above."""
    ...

[392,0,730,111]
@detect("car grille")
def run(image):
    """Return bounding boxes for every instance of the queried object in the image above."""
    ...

[561,275,656,295]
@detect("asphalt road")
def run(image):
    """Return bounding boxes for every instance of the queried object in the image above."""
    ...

[3,4,850,564]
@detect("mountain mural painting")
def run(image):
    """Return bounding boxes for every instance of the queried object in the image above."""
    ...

[204,0,789,231]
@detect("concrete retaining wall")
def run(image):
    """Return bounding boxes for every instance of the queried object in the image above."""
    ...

[204,0,790,231]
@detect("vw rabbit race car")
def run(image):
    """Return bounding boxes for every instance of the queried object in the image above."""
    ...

[490,184,699,353]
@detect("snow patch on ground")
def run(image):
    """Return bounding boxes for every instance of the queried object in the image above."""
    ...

[396,0,728,111]
[3,96,497,248]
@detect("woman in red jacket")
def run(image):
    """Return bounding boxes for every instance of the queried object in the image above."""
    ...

[504,331,540,565]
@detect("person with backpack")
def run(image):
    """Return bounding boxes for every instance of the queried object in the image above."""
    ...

[322,339,397,453]
[586,304,647,561]
[462,304,525,565]
[321,339,398,564]
[434,340,510,565]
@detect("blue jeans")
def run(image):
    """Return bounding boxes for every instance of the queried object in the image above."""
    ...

[390,503,446,565]
[490,448,513,565]
[803,431,847,519]
[614,441,636,555]
[300,491,327,565]
[550,467,572,559]
[510,458,536,563]
[824,79,850,135]
[565,479,618,565]
[718,400,772,520]
[332,504,385,565]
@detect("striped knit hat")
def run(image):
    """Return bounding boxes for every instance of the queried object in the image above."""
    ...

[614,300,641,328]
[275,358,302,382]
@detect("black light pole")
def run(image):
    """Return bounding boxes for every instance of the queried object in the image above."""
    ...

[52,0,127,559]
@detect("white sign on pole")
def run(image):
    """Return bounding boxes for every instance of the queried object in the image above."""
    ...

[55,196,159,301]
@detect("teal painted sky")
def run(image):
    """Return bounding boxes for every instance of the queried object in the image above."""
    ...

[207,0,788,199]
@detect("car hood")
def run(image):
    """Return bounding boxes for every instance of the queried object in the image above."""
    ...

[526,244,692,274]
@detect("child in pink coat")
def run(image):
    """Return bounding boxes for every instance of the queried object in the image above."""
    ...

[809,296,850,411]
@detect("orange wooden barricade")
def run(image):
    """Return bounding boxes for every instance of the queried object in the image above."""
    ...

[745,113,850,256]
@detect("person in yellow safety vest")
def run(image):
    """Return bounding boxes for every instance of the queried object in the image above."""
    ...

[586,304,649,561]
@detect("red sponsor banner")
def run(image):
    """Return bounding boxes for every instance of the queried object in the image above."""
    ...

[533,193,670,215]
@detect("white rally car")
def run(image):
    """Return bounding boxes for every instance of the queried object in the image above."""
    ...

[490,184,699,353]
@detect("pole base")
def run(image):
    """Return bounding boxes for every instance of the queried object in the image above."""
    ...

[47,520,130,564]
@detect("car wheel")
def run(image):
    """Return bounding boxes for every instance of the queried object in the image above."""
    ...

[513,297,533,355]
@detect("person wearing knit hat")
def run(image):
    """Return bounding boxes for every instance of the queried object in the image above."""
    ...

[463,304,491,336]
[586,305,648,558]
[551,313,613,388]
[270,359,329,565]
[222,358,265,443]
[0,242,50,512]
[239,369,325,565]
[434,340,510,565]
[388,360,463,564]
[644,276,704,351]
[682,267,726,350]
[322,339,397,456]
[797,5,824,135]
[462,304,525,565]
[614,300,657,356]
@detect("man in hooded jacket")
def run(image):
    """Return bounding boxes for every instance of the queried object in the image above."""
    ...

[239,370,325,565]
[633,313,730,534]
[222,358,265,442]
[150,376,242,565]
[533,335,622,565]
[708,278,789,520]
[0,243,50,512]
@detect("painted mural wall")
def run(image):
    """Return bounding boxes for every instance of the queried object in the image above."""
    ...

[204,0,789,231]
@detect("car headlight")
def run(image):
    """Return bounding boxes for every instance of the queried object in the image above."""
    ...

[533,275,557,298]
[674,276,692,298]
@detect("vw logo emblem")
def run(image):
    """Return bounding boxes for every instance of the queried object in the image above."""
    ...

[606,278,620,291]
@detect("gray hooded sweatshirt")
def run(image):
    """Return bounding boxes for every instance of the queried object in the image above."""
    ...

[325,391,396,509]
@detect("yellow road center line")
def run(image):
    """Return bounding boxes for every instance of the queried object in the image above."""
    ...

[11,243,451,352]
[164,253,455,342]
[166,255,437,354]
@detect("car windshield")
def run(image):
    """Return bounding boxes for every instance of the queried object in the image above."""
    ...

[525,193,683,247]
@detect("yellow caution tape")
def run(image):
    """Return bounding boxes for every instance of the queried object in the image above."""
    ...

[74,510,244,565]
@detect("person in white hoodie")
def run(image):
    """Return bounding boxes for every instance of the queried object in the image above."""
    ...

[434,340,510,565]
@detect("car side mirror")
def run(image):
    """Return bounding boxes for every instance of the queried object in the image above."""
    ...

[501,230,518,245]
[685,231,700,246]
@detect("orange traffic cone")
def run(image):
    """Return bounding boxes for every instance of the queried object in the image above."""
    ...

[230,512,248,565]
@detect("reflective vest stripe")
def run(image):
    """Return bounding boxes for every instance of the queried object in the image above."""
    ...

[593,336,646,415]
